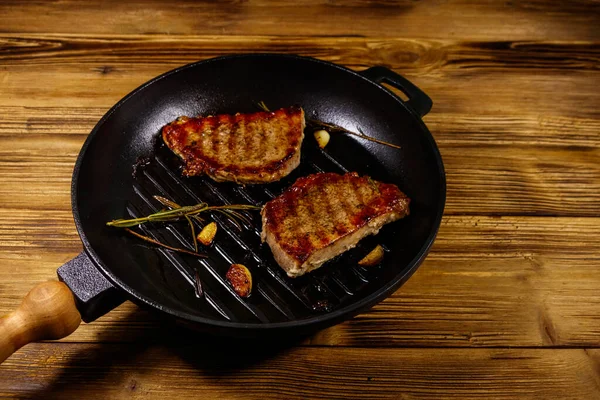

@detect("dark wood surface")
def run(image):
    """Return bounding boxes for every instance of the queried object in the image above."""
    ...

[0,1,599,399]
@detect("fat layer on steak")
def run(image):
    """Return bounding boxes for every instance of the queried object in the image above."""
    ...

[261,172,410,277]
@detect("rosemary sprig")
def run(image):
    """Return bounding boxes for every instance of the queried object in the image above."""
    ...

[154,195,183,210]
[110,196,259,300]
[185,215,198,252]
[123,228,207,258]
[106,202,260,228]
[155,195,200,251]
[257,100,270,112]
[107,196,260,258]
[257,101,401,149]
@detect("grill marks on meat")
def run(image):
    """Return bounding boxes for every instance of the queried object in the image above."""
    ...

[261,172,410,277]
[162,107,305,183]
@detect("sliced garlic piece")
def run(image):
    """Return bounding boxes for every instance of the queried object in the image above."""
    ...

[226,264,252,297]
[313,129,330,148]
[197,222,217,246]
[358,245,384,267]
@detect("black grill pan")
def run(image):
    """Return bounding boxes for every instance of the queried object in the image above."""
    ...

[54,54,446,337]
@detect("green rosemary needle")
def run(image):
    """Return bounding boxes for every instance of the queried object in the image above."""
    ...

[106,202,260,228]
[107,197,260,259]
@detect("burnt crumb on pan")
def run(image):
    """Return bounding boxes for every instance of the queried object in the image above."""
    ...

[311,299,331,313]
[302,282,333,313]
[132,156,151,177]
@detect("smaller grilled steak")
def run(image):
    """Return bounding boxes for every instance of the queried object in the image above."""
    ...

[162,107,305,184]
[261,172,410,277]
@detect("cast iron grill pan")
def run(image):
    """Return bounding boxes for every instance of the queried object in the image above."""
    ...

[61,54,445,336]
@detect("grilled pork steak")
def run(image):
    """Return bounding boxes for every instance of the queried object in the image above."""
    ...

[162,107,305,183]
[261,172,410,277]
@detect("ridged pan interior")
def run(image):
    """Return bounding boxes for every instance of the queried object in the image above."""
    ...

[73,55,444,331]
[123,137,404,324]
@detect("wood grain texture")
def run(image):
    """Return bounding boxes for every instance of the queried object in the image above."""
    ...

[0,0,599,398]
[1,344,600,400]
[0,214,598,347]
[0,281,81,363]
[1,35,598,73]
[0,117,597,215]
[0,1,598,40]
[0,35,597,215]
[0,34,598,112]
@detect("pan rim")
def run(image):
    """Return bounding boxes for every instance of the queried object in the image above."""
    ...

[72,53,446,331]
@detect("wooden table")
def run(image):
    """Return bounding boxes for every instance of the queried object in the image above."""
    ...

[0,1,598,399]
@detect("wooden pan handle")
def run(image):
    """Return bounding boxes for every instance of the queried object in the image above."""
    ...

[0,281,81,364]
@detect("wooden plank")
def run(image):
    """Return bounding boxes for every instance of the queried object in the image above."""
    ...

[0,35,598,115]
[1,67,597,119]
[0,128,597,215]
[2,106,598,148]
[0,1,598,40]
[442,145,600,216]
[0,35,597,123]
[0,214,598,347]
[1,35,598,74]
[0,106,103,137]
[1,345,599,399]
[0,135,82,212]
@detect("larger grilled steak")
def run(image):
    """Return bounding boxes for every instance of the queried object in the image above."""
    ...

[162,107,305,184]
[261,172,410,277]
